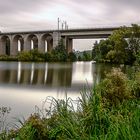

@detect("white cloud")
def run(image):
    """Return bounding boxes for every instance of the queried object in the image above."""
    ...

[0,0,140,50]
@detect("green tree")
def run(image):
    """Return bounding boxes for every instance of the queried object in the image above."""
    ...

[127,24,140,63]
[82,51,92,61]
[78,55,82,61]
[51,39,68,62]
[68,52,77,62]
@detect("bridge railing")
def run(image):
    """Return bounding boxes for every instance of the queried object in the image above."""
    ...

[0,26,123,34]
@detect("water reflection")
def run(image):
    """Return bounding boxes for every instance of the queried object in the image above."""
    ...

[0,62,94,120]
[0,62,138,121]
[0,62,135,89]
[0,62,95,88]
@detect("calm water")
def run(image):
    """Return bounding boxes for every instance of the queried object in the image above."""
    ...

[0,61,137,122]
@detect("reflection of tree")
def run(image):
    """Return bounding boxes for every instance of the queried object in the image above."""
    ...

[46,64,72,87]
[46,68,53,86]
[32,69,45,85]
[0,70,11,83]
[20,69,31,84]
[92,63,114,84]
[9,70,17,83]
[0,62,72,87]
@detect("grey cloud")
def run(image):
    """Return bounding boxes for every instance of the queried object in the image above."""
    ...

[0,0,140,31]
[0,0,53,15]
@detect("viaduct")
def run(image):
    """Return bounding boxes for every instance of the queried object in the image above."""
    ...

[0,27,119,56]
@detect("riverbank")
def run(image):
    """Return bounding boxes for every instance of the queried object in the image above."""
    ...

[0,68,140,140]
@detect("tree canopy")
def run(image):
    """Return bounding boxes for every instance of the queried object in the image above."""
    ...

[92,24,140,64]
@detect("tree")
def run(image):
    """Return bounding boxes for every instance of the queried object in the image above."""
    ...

[127,24,140,63]
[68,52,77,62]
[82,51,92,61]
[51,39,68,62]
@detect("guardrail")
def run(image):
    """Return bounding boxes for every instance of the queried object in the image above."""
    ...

[0,26,122,35]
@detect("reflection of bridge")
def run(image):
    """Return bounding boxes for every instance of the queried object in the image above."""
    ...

[0,62,72,87]
[0,27,119,55]
[0,62,98,88]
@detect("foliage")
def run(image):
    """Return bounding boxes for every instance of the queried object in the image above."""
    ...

[0,55,18,61]
[77,55,82,61]
[15,115,48,140]
[0,107,11,132]
[99,68,132,106]
[76,51,92,61]
[128,71,140,97]
[18,49,44,62]
[0,107,11,140]
[50,39,68,62]
[68,52,77,62]
[82,51,92,61]
[92,24,140,64]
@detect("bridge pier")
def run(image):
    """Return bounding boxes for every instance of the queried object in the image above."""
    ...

[11,39,18,56]
[61,37,73,53]
[38,36,45,53]
[24,36,31,51]
[67,38,73,53]
[53,32,61,48]
[0,39,6,55]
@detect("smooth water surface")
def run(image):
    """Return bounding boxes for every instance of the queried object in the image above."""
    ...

[0,61,136,122]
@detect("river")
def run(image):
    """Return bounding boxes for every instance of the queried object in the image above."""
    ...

[0,61,137,123]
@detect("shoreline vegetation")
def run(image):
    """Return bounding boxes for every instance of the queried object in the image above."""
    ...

[0,68,140,140]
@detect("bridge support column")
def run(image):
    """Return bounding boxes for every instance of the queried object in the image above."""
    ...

[0,39,5,55]
[24,37,31,51]
[67,38,73,54]
[53,32,61,48]
[11,39,18,56]
[62,37,67,48]
[38,36,45,53]
[61,37,73,53]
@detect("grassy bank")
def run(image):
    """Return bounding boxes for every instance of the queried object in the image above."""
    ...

[0,68,140,140]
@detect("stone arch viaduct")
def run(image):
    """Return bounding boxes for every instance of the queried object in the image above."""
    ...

[0,27,119,56]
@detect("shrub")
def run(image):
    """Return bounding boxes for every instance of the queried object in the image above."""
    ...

[68,52,77,62]
[18,51,33,61]
[18,49,44,61]
[100,68,132,106]
[129,71,140,97]
[15,114,48,140]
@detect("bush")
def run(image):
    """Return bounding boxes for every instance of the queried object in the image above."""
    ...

[68,52,77,62]
[100,68,132,106]
[129,71,140,97]
[18,51,33,61]
[0,55,18,61]
[11,114,48,140]
[18,49,44,61]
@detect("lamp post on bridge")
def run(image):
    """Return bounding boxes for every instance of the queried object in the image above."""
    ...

[58,17,60,31]
[57,18,68,30]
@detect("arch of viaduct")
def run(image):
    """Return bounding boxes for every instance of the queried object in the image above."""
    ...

[0,27,119,56]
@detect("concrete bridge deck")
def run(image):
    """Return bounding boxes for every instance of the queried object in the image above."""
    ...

[0,27,119,34]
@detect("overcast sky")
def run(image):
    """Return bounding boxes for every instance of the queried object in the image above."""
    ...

[0,0,139,50]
